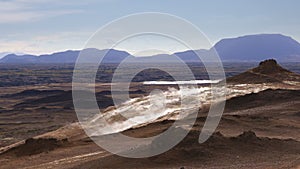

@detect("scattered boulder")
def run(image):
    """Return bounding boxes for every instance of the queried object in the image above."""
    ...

[234,131,260,142]
[6,138,68,157]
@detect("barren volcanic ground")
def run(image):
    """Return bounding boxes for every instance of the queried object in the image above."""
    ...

[0,60,299,169]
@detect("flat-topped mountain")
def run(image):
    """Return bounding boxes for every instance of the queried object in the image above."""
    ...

[213,34,300,62]
[176,34,300,62]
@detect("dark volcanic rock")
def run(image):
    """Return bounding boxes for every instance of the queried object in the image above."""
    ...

[6,138,68,157]
[252,59,290,74]
[15,90,115,110]
[74,130,300,169]
[1,89,65,98]
[235,131,259,141]
[225,89,300,111]
[227,59,300,84]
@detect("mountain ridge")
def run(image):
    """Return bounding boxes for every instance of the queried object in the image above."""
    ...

[1,34,300,63]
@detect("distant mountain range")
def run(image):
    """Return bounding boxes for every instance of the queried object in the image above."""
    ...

[0,49,130,64]
[1,34,300,63]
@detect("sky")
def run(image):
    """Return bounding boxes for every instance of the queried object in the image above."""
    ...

[0,0,300,57]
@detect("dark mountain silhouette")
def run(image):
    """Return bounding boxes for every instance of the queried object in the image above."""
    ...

[0,52,13,59]
[0,49,130,64]
[174,49,208,62]
[174,34,300,62]
[0,54,38,63]
[1,34,300,63]
[213,34,300,62]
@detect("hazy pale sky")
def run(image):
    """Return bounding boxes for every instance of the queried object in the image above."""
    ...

[0,0,300,56]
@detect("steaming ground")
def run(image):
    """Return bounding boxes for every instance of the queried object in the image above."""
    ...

[83,83,277,137]
[1,81,300,169]
[0,60,300,168]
